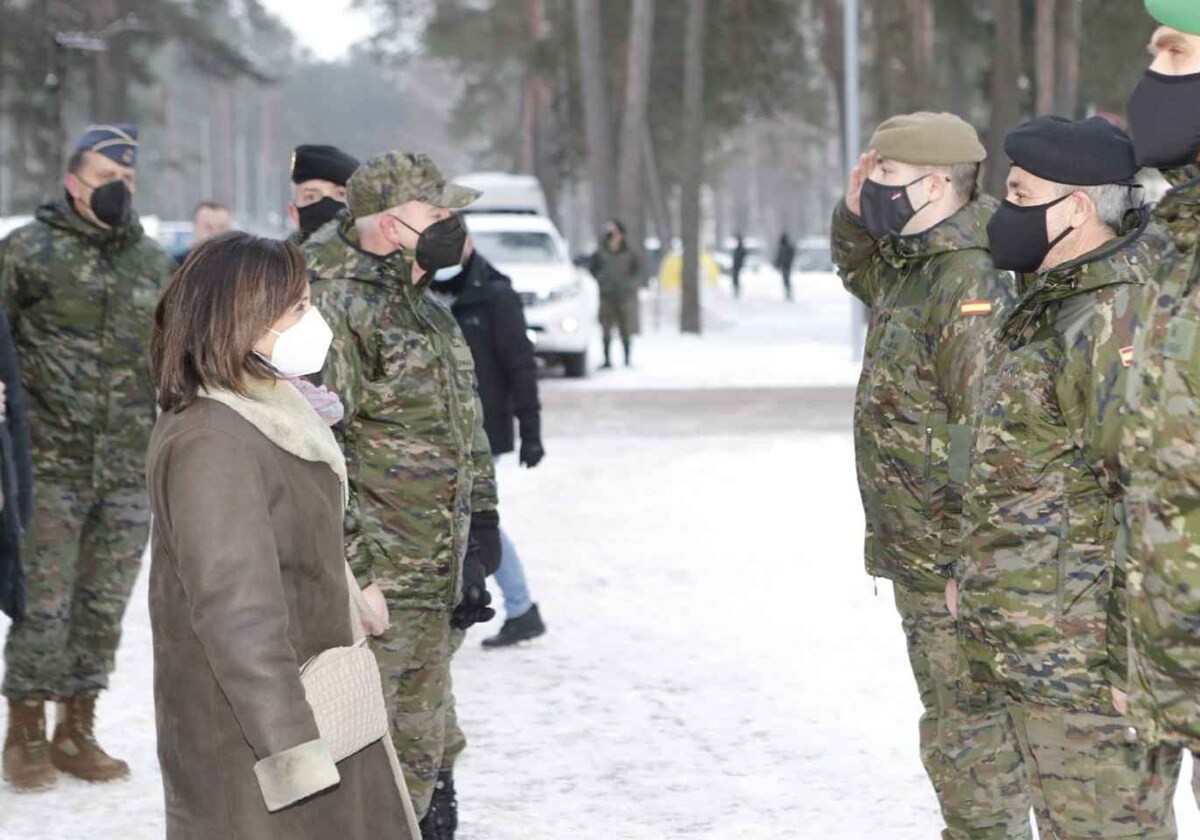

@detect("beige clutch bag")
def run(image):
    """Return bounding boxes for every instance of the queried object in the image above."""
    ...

[295,566,419,836]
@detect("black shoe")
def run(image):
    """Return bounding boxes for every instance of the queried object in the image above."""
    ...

[599,362,614,370]
[420,770,458,839]
[481,604,546,649]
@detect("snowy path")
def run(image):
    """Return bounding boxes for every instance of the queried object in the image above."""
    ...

[1,271,1198,838]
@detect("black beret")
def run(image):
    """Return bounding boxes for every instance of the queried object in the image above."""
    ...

[1004,116,1138,186]
[290,144,360,186]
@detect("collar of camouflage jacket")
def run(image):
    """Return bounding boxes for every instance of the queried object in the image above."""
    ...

[876,193,997,270]
[331,217,430,295]
[1002,207,1157,339]
[197,377,348,508]
[1155,170,1200,256]
[36,197,144,252]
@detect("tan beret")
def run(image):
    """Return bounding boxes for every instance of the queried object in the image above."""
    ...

[868,112,987,166]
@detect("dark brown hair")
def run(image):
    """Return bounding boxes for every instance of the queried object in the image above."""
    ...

[150,231,308,412]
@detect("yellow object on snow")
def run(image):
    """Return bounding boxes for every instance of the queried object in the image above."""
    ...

[658,251,721,292]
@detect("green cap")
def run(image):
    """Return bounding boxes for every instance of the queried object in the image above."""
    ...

[1146,0,1200,35]
[869,112,987,166]
[346,151,480,219]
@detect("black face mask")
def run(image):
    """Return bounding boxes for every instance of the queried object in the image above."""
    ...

[297,196,345,237]
[1127,69,1200,170]
[83,179,132,228]
[860,175,931,239]
[986,193,1076,274]
[401,214,468,272]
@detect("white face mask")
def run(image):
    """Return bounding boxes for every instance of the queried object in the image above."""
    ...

[263,306,333,377]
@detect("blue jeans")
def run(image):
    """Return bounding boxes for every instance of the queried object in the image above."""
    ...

[492,454,534,619]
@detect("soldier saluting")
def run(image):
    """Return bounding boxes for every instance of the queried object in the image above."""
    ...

[0,124,172,792]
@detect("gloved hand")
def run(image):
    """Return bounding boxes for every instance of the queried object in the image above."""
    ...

[451,536,496,630]
[471,510,502,575]
[519,435,545,468]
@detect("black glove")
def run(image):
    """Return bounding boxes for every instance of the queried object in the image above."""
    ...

[451,511,500,629]
[471,510,502,575]
[519,436,545,468]
[451,538,495,630]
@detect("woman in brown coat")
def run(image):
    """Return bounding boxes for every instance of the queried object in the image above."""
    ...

[146,232,411,839]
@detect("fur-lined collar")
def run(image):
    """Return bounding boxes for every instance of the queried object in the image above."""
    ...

[197,377,347,506]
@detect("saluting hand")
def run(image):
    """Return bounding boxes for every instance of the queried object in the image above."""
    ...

[945,579,958,619]
[845,151,877,218]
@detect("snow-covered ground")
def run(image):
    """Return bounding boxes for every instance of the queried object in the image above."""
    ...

[1,266,1197,838]
[556,264,865,390]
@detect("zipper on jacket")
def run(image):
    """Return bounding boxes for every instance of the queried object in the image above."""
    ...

[1056,506,1069,618]
[922,423,934,517]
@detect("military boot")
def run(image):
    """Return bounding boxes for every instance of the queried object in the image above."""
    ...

[3,699,57,792]
[419,769,458,839]
[49,695,130,782]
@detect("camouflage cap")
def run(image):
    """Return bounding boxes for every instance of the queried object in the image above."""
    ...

[869,112,987,166]
[1146,0,1200,35]
[346,152,480,219]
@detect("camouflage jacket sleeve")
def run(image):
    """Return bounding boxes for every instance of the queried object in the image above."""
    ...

[930,252,1012,567]
[314,284,374,586]
[830,201,882,305]
[469,393,498,518]
[1061,283,1141,689]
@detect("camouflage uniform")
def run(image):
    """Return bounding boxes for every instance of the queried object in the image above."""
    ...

[1121,168,1200,798]
[0,199,170,701]
[306,165,496,816]
[957,209,1182,839]
[590,244,641,340]
[832,196,1032,840]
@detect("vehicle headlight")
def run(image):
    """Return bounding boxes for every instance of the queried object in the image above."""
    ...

[560,317,579,334]
[547,278,583,303]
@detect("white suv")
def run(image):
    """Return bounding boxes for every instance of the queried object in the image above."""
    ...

[464,213,598,378]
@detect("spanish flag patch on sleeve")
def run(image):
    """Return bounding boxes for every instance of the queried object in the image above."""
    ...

[960,300,993,317]
[1120,346,1134,368]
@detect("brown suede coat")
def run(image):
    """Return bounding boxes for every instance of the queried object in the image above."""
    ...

[146,379,410,839]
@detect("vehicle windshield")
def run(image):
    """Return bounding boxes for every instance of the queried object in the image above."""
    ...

[472,231,561,265]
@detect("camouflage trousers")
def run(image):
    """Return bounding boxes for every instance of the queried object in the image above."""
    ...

[2,481,149,701]
[1007,701,1182,839]
[893,584,1033,840]
[372,606,466,819]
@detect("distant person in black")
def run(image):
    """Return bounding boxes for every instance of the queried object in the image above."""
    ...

[429,239,548,648]
[730,234,747,299]
[775,232,796,302]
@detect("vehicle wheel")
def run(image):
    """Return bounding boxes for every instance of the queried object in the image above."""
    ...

[563,351,589,378]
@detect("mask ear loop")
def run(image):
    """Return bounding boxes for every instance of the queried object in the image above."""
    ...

[1044,191,1081,252]
[905,172,945,220]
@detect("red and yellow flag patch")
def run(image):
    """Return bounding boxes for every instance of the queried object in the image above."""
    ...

[1120,346,1134,368]
[960,300,993,317]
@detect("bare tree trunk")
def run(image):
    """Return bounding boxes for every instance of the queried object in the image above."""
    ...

[617,0,655,262]
[86,0,120,118]
[906,0,934,110]
[819,0,846,171]
[680,0,706,335]
[573,0,614,238]
[642,123,672,244]
[986,0,1023,198]
[1035,0,1057,116]
[1055,0,1081,117]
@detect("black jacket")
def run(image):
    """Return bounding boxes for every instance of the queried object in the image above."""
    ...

[0,306,33,619]
[438,252,540,456]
